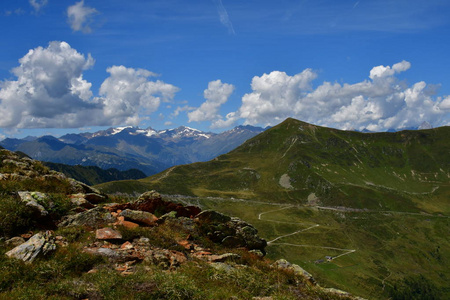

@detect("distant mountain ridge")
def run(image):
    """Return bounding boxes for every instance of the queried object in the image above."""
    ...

[0,125,265,175]
[104,118,449,213]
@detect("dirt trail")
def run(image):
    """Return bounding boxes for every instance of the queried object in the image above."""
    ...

[258,205,356,260]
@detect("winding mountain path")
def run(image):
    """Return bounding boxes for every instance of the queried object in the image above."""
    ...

[257,204,356,261]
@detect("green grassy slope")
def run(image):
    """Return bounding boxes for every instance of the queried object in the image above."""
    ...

[167,196,449,299]
[98,118,449,214]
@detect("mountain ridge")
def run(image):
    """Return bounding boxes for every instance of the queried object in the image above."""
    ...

[0,125,266,176]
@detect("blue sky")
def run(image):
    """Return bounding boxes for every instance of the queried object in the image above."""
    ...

[1,0,450,139]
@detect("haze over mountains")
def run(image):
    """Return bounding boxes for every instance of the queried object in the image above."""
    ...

[0,125,265,176]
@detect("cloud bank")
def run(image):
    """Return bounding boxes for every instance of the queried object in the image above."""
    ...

[0,42,448,132]
[211,61,450,131]
[0,41,179,128]
[67,0,98,33]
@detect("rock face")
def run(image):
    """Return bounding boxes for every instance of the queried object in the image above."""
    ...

[195,210,267,253]
[5,231,56,262]
[110,191,202,218]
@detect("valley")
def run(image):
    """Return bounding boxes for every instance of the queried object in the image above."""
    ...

[95,118,449,299]
[166,195,449,299]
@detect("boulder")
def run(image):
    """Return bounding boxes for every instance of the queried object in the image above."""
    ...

[70,194,95,209]
[68,178,103,195]
[5,231,56,262]
[96,227,123,240]
[84,193,106,204]
[17,191,49,217]
[58,207,116,228]
[133,191,202,218]
[119,209,158,226]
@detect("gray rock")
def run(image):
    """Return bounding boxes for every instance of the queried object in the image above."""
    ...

[5,231,56,262]
[5,236,26,248]
[58,207,116,228]
[18,191,49,217]
[84,193,106,204]
[70,194,95,209]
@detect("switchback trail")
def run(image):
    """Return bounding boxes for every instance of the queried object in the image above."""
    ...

[257,205,357,261]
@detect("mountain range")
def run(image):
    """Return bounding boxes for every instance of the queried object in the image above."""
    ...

[0,125,265,176]
[101,118,449,213]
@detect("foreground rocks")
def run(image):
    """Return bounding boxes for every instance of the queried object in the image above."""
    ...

[5,231,56,262]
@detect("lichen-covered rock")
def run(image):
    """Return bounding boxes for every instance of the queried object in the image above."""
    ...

[58,207,116,228]
[18,191,49,216]
[5,231,56,262]
[273,259,315,285]
[70,194,96,209]
[119,209,158,226]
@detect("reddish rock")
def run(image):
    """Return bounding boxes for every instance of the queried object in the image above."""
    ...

[120,220,139,229]
[177,240,192,250]
[108,191,202,218]
[120,241,133,250]
[119,209,158,226]
[96,227,123,240]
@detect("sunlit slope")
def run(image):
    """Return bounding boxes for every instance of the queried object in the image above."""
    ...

[99,118,449,213]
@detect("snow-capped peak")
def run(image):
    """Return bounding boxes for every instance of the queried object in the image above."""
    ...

[112,126,133,135]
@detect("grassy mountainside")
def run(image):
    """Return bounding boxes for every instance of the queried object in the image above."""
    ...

[99,118,449,214]
[96,118,450,299]
[0,148,355,300]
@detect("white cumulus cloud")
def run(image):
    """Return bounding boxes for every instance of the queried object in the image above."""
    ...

[98,66,179,126]
[188,80,234,123]
[0,41,99,128]
[0,42,180,129]
[67,0,98,33]
[215,61,450,131]
[369,60,411,80]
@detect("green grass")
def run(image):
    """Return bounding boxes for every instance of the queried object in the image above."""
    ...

[180,196,449,299]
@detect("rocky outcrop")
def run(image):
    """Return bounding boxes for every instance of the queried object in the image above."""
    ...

[109,191,201,218]
[273,259,315,285]
[5,231,56,262]
[195,210,267,253]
